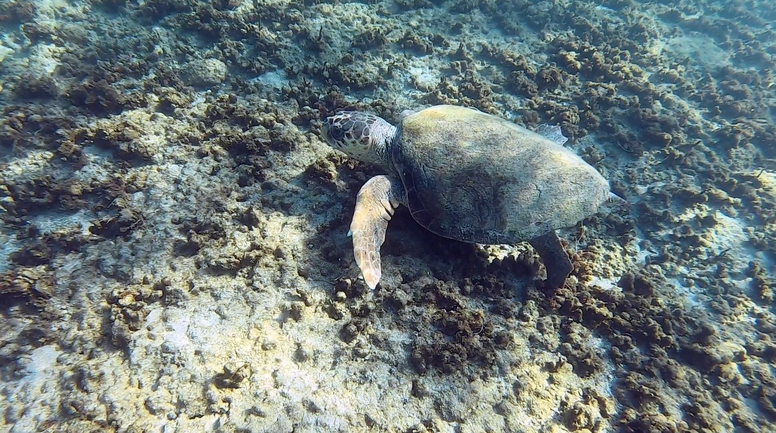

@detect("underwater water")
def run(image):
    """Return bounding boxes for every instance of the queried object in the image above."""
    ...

[0,0,774,432]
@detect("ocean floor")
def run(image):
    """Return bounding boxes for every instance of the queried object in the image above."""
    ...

[0,0,775,432]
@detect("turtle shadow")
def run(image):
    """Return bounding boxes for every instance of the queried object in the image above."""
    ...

[380,207,485,280]
[380,206,538,289]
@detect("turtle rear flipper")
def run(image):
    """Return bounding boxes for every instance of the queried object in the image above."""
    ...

[349,175,403,289]
[529,231,573,289]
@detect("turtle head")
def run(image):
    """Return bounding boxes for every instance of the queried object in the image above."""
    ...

[322,111,396,167]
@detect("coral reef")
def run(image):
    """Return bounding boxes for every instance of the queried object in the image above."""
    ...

[0,0,774,432]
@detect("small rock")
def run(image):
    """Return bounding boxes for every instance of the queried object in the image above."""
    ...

[181,58,227,88]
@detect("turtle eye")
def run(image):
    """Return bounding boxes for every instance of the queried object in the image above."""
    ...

[328,127,343,141]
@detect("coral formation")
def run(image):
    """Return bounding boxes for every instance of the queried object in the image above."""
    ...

[0,0,774,432]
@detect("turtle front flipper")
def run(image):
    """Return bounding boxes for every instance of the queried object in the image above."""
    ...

[348,175,404,289]
[529,231,573,289]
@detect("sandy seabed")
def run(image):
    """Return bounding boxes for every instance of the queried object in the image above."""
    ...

[0,0,775,432]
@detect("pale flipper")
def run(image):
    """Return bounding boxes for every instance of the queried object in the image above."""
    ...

[348,175,403,289]
[528,231,573,289]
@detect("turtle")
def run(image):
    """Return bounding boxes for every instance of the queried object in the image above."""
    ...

[321,104,615,290]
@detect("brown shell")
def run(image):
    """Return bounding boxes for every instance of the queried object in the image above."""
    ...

[392,105,611,243]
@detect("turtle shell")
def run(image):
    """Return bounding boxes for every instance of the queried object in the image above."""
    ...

[392,105,611,244]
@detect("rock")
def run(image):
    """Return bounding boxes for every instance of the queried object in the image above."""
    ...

[181,58,227,88]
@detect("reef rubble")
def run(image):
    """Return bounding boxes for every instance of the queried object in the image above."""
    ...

[0,0,774,432]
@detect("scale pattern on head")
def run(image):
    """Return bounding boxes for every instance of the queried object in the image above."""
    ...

[323,111,395,165]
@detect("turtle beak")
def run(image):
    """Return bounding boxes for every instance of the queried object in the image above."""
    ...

[321,120,333,145]
[607,192,627,206]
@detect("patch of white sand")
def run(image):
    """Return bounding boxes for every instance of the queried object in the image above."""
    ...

[663,32,730,67]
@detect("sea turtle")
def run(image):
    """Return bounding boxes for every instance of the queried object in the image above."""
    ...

[322,105,614,290]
